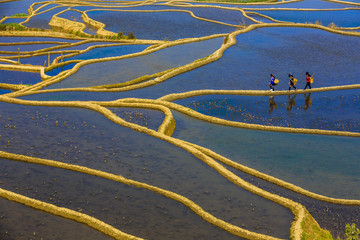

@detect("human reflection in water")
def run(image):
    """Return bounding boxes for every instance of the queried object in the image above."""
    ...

[287,94,297,111]
[304,92,312,110]
[269,95,277,113]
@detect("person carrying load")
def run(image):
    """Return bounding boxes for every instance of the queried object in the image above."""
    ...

[269,73,279,91]
[288,73,297,91]
[304,72,313,90]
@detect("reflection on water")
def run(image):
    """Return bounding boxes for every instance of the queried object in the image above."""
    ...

[304,93,312,110]
[287,94,297,111]
[268,95,277,114]
[177,90,360,132]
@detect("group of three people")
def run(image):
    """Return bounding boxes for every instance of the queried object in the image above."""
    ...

[269,72,313,91]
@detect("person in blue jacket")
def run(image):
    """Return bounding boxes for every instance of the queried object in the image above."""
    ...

[269,74,276,91]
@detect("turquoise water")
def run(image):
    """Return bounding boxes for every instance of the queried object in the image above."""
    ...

[172,110,360,200]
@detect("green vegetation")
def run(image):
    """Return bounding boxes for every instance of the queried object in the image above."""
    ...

[336,223,360,240]
[341,223,360,240]
[10,13,28,17]
[117,31,123,38]
[300,213,333,240]
[0,23,26,31]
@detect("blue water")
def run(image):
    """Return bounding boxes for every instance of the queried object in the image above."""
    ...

[175,89,360,133]
[53,42,118,52]
[253,9,360,27]
[24,6,68,29]
[0,36,78,43]
[0,89,11,94]
[0,69,41,85]
[13,53,60,66]
[57,9,83,21]
[183,7,255,25]
[0,0,38,17]
[63,44,150,60]
[189,0,354,9]
[44,37,223,88]
[45,62,78,76]
[105,27,359,99]
[86,10,236,40]
[1,17,25,24]
[0,43,59,52]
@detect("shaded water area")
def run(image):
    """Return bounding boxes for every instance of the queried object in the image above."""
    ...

[0,197,111,240]
[0,69,41,85]
[86,10,236,40]
[0,103,292,239]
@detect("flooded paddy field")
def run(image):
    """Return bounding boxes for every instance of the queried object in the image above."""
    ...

[0,0,359,239]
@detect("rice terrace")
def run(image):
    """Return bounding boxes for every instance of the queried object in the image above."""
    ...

[0,0,360,239]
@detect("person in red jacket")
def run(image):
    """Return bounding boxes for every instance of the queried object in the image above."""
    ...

[304,72,312,90]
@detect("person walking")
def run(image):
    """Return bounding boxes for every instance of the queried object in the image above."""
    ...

[304,72,312,90]
[269,74,277,91]
[288,74,297,91]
